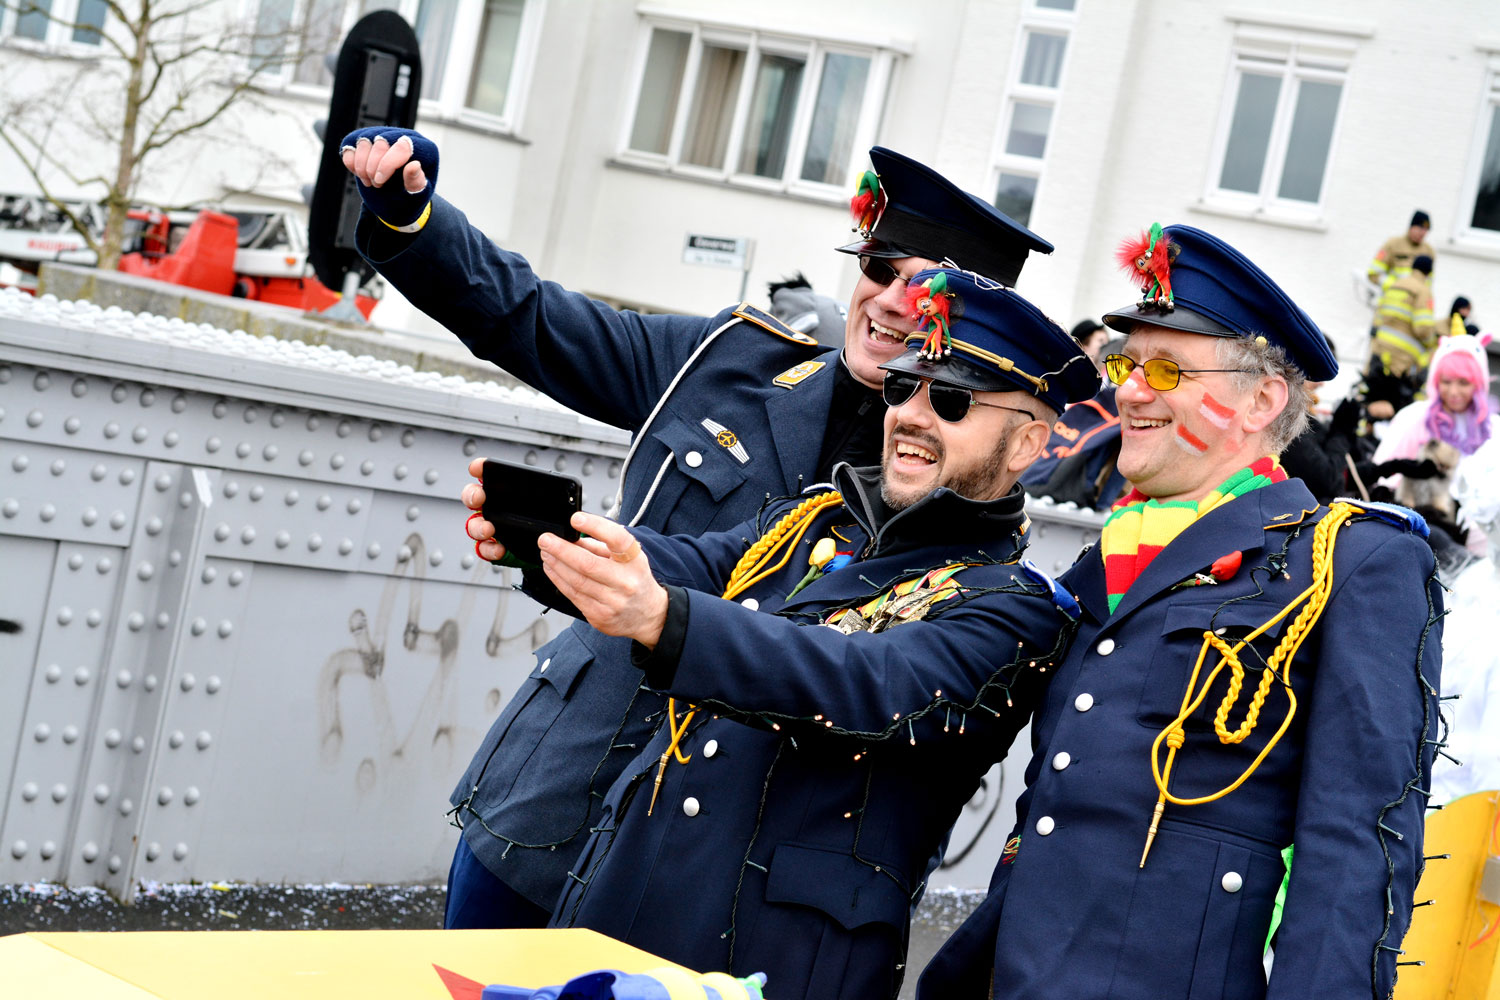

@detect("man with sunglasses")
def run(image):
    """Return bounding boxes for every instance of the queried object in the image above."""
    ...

[466,266,1098,999]
[920,225,1444,1000]
[338,130,1054,930]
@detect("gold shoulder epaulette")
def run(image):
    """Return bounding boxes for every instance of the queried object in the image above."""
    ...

[733,302,821,347]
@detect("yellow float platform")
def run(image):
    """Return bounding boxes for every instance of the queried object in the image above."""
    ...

[1397,790,1500,999]
[0,927,690,999]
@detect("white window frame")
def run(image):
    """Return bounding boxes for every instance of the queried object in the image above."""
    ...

[0,0,108,54]
[1455,53,1500,250]
[1202,24,1355,223]
[615,13,899,201]
[240,0,545,136]
[985,2,1077,226]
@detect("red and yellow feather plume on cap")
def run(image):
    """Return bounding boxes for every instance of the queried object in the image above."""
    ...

[1115,222,1178,310]
[850,171,886,235]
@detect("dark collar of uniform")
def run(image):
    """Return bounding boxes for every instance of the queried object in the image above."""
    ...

[831,463,1029,560]
[1066,477,1320,625]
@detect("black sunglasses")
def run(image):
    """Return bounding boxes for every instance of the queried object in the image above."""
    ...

[883,373,1036,424]
[858,255,908,287]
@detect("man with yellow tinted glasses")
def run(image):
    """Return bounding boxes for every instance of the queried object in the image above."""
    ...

[920,224,1444,1000]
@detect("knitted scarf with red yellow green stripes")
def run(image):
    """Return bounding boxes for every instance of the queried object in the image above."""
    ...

[1100,456,1286,614]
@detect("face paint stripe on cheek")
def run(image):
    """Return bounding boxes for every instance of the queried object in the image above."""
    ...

[1199,393,1235,430]
[1174,425,1210,454]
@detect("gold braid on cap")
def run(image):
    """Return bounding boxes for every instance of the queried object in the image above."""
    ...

[903,335,1050,393]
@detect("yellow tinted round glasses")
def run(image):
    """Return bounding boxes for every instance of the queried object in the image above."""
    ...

[1104,354,1252,391]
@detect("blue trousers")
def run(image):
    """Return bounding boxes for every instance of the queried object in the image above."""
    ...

[443,836,551,929]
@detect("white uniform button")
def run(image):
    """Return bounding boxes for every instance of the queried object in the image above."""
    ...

[682,796,701,817]
[1035,816,1055,836]
[1051,751,1071,771]
[685,451,703,468]
[1096,638,1116,656]
[702,739,718,759]
[539,658,550,673]
[1221,871,1243,893]
[1074,692,1094,712]
[741,598,759,611]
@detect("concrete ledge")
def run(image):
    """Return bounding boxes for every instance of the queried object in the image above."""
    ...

[36,262,523,389]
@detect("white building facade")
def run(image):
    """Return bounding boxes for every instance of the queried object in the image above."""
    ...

[3,0,1499,365]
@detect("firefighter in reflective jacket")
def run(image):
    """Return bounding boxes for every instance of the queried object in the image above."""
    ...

[1372,253,1437,380]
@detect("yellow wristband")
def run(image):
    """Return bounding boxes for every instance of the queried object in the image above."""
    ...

[379,200,431,234]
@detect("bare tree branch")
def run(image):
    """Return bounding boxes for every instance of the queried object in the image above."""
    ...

[0,123,102,257]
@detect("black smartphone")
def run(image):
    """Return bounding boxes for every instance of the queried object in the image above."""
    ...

[480,459,582,567]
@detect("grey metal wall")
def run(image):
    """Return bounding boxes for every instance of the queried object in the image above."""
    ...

[0,289,1101,894]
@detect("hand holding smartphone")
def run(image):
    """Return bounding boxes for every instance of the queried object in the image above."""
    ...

[479,459,583,567]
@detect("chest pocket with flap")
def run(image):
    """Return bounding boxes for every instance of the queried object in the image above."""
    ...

[638,415,755,528]
[1137,594,1292,731]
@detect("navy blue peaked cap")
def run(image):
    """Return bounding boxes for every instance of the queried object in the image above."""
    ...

[837,147,1053,288]
[1101,224,1339,381]
[881,268,1099,413]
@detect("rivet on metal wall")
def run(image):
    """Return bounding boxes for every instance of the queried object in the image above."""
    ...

[64,417,80,434]
[462,438,477,456]
[206,436,221,453]
[235,442,251,459]
[393,464,408,480]
[424,469,439,485]
[48,459,64,477]
[201,566,216,583]
[178,491,193,509]
[180,673,196,692]
[156,612,170,628]
[39,841,55,860]
[104,421,120,438]
[103,730,121,748]
[68,553,83,570]
[262,445,278,462]
[286,489,300,506]
[307,415,321,431]
[163,428,180,447]
[109,511,126,530]
[249,485,264,502]
[157,786,173,805]
[396,545,411,563]
[206,676,222,694]
[51,783,67,802]
[366,543,380,559]
[143,675,157,692]
[346,497,362,514]
[316,494,332,511]
[97,556,113,574]
[107,856,122,874]
[145,843,160,861]
[0,366,8,383]
[57,606,74,625]
[359,460,374,476]
[582,459,594,476]
[71,378,87,397]
[243,406,259,423]
[168,550,182,567]
[184,787,200,805]
[369,425,384,442]
[110,384,126,403]
[27,409,42,427]
[89,463,105,480]
[62,725,78,744]
[86,608,102,627]
[39,503,56,522]
[140,389,155,407]
[74,666,90,684]
[461,554,475,570]
[118,798,133,816]
[116,670,132,688]
[171,394,186,413]
[330,454,345,470]
[131,426,148,443]
[338,538,353,555]
[401,429,415,448]
[308,534,323,551]
[34,371,50,390]
[20,783,38,801]
[81,842,99,862]
[524,451,537,466]
[217,621,233,639]
[275,531,290,549]
[405,504,420,521]
[33,723,50,742]
[131,736,145,753]
[93,785,109,803]
[298,450,314,467]
[196,732,212,750]
[11,841,27,859]
[190,619,206,636]
[173,843,188,861]
[2,499,18,518]
[81,508,98,526]
[337,420,352,438]
[240,527,255,544]
[45,664,61,682]
[136,562,154,581]
[228,570,244,586]
[555,456,568,472]
[429,550,443,567]
[168,731,184,749]
[270,410,285,428]
[608,461,621,478]
[212,401,227,418]
[120,467,136,486]
[213,523,230,541]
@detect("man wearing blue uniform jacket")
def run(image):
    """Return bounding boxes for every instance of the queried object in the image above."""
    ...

[464,267,1098,999]
[918,225,1444,1000]
[338,129,1055,930]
